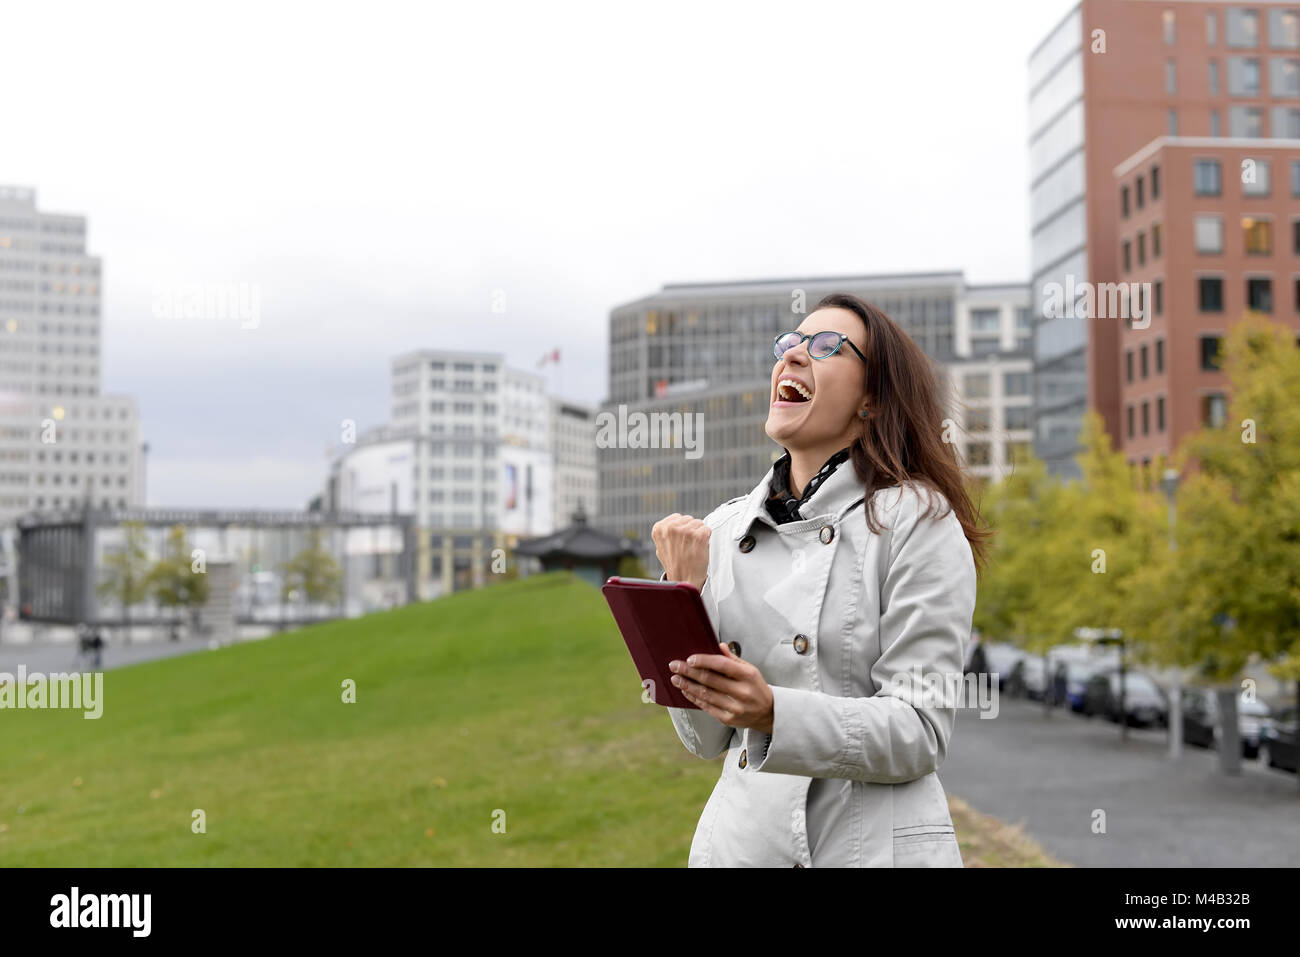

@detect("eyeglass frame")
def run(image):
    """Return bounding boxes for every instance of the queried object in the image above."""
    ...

[772,330,868,363]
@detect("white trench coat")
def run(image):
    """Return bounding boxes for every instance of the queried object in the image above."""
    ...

[662,457,977,867]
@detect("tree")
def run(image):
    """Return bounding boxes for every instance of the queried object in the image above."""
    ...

[279,528,342,623]
[1150,316,1300,781]
[97,520,150,644]
[146,525,210,639]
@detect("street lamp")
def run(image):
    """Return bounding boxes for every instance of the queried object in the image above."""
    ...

[1160,467,1183,759]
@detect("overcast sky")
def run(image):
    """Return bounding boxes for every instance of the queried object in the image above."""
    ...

[5,0,1076,508]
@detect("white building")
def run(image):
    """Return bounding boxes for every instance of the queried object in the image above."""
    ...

[0,185,144,610]
[328,350,584,598]
[548,395,597,530]
[943,282,1035,483]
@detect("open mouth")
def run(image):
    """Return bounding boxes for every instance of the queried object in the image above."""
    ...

[775,378,813,404]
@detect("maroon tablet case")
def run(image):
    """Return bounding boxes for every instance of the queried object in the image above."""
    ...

[601,576,723,709]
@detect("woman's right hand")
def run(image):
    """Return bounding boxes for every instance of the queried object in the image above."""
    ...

[651,513,711,592]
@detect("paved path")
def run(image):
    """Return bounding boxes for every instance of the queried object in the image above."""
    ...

[941,696,1300,867]
[0,634,235,675]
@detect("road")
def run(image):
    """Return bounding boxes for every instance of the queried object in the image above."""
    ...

[941,695,1300,866]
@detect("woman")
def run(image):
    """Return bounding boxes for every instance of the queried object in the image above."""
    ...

[650,292,989,868]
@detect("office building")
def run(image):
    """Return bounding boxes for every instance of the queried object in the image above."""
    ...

[597,272,1032,573]
[0,185,145,611]
[1114,139,1300,466]
[1028,0,1300,475]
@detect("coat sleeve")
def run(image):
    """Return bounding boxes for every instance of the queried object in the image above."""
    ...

[663,513,736,761]
[744,485,976,783]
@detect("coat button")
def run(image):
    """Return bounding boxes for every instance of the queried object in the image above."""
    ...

[819,525,835,544]
[738,748,747,768]
[738,534,755,553]
[726,640,742,657]
[793,634,809,655]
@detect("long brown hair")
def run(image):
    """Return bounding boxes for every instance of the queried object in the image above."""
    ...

[815,292,991,576]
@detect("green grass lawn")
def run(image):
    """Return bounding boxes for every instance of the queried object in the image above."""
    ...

[0,571,1054,866]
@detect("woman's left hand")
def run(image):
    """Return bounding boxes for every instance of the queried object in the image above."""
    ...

[669,644,774,734]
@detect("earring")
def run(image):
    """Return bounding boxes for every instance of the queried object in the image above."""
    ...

[859,409,869,418]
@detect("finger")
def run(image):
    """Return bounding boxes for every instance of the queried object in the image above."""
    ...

[673,668,746,704]
[678,677,740,722]
[685,651,749,680]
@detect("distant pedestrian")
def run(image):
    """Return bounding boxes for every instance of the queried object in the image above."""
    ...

[1051,662,1068,707]
[89,626,104,669]
[967,638,989,677]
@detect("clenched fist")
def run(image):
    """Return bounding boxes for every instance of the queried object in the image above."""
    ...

[651,513,710,592]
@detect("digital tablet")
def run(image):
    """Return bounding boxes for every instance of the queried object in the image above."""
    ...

[601,576,723,709]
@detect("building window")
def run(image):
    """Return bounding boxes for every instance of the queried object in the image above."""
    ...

[1167,108,1179,135]
[1155,278,1164,315]
[1247,277,1274,311]
[1121,184,1130,217]
[1199,276,1225,311]
[1210,109,1222,136]
[966,443,990,466]
[1243,158,1271,195]
[1201,335,1223,370]
[1152,222,1162,257]
[1294,219,1300,253]
[1270,8,1300,48]
[965,373,990,398]
[1127,404,1135,439]
[1207,10,1218,45]
[1164,9,1176,44]
[1209,58,1221,95]
[1229,105,1265,136]
[1243,216,1273,254]
[1156,338,1166,373]
[1157,396,1166,432]
[1142,400,1150,436]
[1126,349,1134,383]
[1141,343,1150,378]
[1123,239,1132,272]
[1151,164,1161,199]
[1195,214,1225,253]
[1194,159,1222,195]
[1138,175,1148,209]
[966,407,991,431]
[1227,9,1260,48]
[1202,393,1228,428]
[1228,56,1262,94]
[1273,57,1300,95]
[1003,371,1030,396]
[1274,106,1300,137]
[1137,232,1147,265]
[1004,406,1032,430]
[970,308,1001,333]
[1165,58,1177,94]
[1293,160,1300,195]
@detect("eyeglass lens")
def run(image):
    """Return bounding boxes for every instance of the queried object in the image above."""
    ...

[775,331,840,358]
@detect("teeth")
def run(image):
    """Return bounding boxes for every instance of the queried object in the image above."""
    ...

[778,378,812,402]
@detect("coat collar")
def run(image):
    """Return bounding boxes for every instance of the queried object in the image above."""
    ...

[732,448,869,540]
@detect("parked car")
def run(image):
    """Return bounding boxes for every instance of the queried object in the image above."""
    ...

[1082,669,1168,727]
[1181,689,1271,759]
[1020,655,1048,701]
[981,643,1028,694]
[1260,707,1298,773]
[1065,661,1102,713]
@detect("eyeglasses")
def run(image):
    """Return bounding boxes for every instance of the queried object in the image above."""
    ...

[773,330,868,363]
